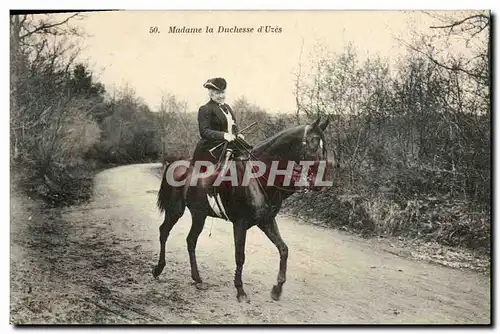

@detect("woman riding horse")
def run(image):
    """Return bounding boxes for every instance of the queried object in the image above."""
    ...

[191,77,253,168]
[154,110,331,302]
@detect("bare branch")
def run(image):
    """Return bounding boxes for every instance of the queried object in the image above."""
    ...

[466,23,489,47]
[19,13,79,40]
[429,14,489,29]
[397,37,488,82]
[294,37,304,123]
[19,14,28,27]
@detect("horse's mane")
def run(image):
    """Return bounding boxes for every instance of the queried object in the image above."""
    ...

[251,124,305,156]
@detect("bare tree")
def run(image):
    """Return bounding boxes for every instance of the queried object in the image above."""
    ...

[397,10,490,107]
[10,13,85,160]
[156,93,193,161]
[293,37,305,124]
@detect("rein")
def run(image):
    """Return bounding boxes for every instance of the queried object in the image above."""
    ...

[231,125,316,194]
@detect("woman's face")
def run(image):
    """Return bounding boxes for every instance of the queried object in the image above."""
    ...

[209,89,226,104]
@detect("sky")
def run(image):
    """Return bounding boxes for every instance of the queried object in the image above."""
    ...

[66,10,479,114]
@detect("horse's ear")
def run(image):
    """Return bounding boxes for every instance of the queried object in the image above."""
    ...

[319,116,330,131]
[311,116,321,128]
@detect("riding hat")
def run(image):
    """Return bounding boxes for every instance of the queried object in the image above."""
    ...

[203,77,227,91]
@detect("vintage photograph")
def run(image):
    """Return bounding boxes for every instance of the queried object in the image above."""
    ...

[10,10,491,324]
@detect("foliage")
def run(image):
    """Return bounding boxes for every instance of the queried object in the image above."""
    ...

[285,11,490,253]
[10,12,490,254]
[10,14,165,204]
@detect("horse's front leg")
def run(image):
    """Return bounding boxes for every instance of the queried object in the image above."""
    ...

[258,218,288,301]
[233,221,249,303]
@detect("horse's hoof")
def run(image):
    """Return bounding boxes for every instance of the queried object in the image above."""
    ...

[237,292,250,303]
[271,285,281,301]
[195,282,209,290]
[152,266,161,279]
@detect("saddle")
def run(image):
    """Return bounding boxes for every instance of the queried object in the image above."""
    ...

[181,150,241,200]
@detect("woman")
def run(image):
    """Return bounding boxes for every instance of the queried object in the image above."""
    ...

[191,77,252,166]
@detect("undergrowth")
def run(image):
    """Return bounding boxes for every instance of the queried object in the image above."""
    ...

[283,187,490,255]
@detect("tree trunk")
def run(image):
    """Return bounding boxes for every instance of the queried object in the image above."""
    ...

[10,15,22,161]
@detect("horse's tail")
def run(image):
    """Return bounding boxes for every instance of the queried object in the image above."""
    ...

[157,157,188,214]
[157,163,170,213]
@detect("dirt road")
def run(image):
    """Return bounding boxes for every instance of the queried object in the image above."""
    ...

[10,164,491,324]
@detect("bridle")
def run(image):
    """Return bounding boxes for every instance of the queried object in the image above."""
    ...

[301,124,310,161]
[230,124,322,193]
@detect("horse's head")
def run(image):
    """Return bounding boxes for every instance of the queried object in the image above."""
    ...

[251,116,331,191]
[298,116,330,163]
[295,116,330,191]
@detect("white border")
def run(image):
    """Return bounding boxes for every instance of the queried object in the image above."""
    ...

[2,1,497,333]
[4,0,499,10]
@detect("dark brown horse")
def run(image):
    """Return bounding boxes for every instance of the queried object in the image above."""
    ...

[152,117,330,302]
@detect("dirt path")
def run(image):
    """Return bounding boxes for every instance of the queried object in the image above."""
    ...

[10,164,491,324]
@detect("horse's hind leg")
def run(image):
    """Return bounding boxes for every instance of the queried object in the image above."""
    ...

[187,212,207,289]
[152,209,183,278]
[258,218,288,301]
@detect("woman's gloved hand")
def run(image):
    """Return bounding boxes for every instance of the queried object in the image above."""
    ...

[223,133,236,142]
